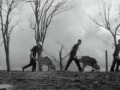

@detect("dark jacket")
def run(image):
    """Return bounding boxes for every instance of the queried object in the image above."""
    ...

[70,43,79,56]
[31,46,39,57]
[113,44,120,57]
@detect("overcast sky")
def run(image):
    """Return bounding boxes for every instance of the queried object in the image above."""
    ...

[0,0,120,71]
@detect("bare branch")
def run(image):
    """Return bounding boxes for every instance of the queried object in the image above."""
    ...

[49,55,60,64]
[1,8,8,13]
[89,15,107,28]
[115,24,120,35]
[53,7,71,16]
[46,0,55,11]
[9,21,19,34]
[62,53,69,60]
[29,0,35,13]
[59,44,70,60]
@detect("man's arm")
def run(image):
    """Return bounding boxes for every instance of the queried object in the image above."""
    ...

[30,51,37,61]
[30,51,33,58]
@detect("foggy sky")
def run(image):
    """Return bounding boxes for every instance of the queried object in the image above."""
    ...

[0,0,120,71]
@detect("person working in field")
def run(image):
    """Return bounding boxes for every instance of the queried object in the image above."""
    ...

[65,39,83,71]
[110,39,120,72]
[22,42,42,72]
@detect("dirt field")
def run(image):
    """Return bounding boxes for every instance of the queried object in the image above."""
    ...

[0,70,120,90]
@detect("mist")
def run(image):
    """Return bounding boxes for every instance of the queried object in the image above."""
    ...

[0,0,119,71]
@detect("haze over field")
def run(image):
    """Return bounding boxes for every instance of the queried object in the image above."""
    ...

[0,0,120,71]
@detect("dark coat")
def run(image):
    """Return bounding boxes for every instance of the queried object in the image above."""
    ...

[70,43,79,56]
[113,44,120,57]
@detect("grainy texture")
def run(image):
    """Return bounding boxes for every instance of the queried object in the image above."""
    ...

[0,71,120,90]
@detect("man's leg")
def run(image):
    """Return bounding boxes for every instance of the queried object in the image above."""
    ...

[115,62,119,72]
[22,63,32,71]
[115,59,120,72]
[110,57,117,72]
[65,57,73,70]
[32,62,36,72]
[74,59,83,71]
[31,57,36,72]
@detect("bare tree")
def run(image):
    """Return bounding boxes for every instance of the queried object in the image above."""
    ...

[27,0,70,71]
[59,45,69,70]
[90,0,120,71]
[47,44,69,70]
[0,0,19,72]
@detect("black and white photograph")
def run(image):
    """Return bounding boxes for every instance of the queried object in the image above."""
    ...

[0,0,120,90]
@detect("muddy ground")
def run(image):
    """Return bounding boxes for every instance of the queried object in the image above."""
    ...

[0,71,120,90]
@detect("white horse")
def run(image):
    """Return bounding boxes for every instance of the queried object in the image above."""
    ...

[32,56,56,71]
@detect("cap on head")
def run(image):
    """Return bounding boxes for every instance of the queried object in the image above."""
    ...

[38,42,42,46]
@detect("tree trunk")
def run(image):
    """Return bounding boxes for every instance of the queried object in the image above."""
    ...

[5,46,10,72]
[60,59,63,70]
[37,45,43,71]
[3,36,10,72]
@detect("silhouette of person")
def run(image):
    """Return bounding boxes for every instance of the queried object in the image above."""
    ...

[22,42,42,72]
[110,39,120,72]
[65,39,83,71]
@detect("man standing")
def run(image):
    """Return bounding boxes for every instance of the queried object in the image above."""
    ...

[110,39,120,72]
[65,39,83,71]
[22,42,42,72]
